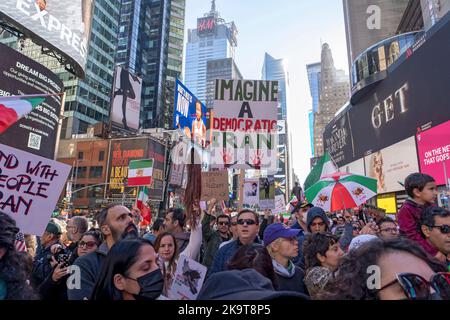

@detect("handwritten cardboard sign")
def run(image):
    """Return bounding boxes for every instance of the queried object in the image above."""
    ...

[168,255,207,300]
[201,171,228,201]
[0,143,71,235]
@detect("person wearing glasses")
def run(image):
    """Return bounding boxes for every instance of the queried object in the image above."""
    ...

[318,238,449,300]
[377,217,400,240]
[420,207,450,269]
[264,223,309,295]
[39,230,102,301]
[201,199,231,269]
[209,210,261,275]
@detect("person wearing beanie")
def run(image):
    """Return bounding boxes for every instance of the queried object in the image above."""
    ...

[264,224,309,295]
[0,212,37,300]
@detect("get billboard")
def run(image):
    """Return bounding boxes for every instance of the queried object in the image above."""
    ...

[0,0,94,78]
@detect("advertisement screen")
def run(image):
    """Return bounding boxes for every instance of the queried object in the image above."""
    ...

[0,43,63,159]
[339,158,365,176]
[324,111,355,167]
[108,138,148,202]
[0,0,94,78]
[111,67,142,131]
[147,139,166,201]
[324,18,450,166]
[377,193,397,214]
[197,17,216,35]
[173,79,208,147]
[416,120,450,186]
[364,137,419,194]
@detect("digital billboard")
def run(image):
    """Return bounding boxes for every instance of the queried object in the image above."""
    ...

[364,137,419,194]
[0,0,94,78]
[197,17,216,35]
[416,120,450,186]
[324,17,450,167]
[0,43,63,159]
[111,66,142,131]
[173,79,208,147]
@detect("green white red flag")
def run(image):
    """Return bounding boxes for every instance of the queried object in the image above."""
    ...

[128,159,154,186]
[304,153,338,190]
[136,186,151,225]
[0,94,52,134]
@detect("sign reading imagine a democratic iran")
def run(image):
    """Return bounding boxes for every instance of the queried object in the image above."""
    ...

[211,79,278,171]
[0,143,71,235]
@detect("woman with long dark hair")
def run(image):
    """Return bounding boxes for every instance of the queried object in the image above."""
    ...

[91,238,163,300]
[319,238,449,300]
[0,213,37,300]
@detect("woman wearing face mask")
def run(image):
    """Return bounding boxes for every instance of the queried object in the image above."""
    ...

[91,239,164,300]
[154,232,178,297]
[319,238,449,300]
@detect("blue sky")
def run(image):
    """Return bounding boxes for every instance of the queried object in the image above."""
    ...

[184,0,349,183]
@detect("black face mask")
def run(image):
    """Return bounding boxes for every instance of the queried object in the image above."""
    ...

[130,269,164,301]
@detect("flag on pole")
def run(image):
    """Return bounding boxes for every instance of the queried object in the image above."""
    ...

[0,94,58,134]
[137,187,151,225]
[15,232,27,252]
[286,194,299,213]
[128,159,154,186]
[304,153,338,190]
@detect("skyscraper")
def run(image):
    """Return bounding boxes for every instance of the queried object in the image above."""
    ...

[262,53,289,121]
[313,43,350,157]
[261,53,292,200]
[116,0,186,129]
[306,62,321,157]
[343,0,411,70]
[0,0,121,138]
[205,58,243,108]
[184,1,238,103]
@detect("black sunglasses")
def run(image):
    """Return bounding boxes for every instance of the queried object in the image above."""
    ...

[218,221,229,226]
[237,219,256,226]
[427,224,450,234]
[377,272,450,300]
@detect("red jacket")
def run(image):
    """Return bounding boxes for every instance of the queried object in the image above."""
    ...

[398,199,438,256]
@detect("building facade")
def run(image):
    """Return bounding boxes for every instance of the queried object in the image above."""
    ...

[306,62,321,157]
[0,0,121,139]
[343,0,411,70]
[205,58,243,108]
[313,43,350,157]
[261,53,292,200]
[184,2,237,103]
[116,0,186,130]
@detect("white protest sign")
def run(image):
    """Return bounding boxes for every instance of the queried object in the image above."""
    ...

[0,143,71,235]
[272,194,286,215]
[168,255,207,300]
[243,178,259,206]
[211,79,278,171]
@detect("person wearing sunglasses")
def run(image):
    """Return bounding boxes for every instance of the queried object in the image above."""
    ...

[264,223,308,295]
[77,230,102,258]
[209,210,261,275]
[319,238,449,300]
[420,206,450,268]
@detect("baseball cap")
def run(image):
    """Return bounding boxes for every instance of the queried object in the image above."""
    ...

[263,223,300,247]
[45,220,62,235]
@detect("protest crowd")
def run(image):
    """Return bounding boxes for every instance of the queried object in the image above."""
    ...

[0,172,449,301]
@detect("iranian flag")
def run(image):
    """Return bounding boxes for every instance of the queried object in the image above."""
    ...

[128,159,154,186]
[304,153,338,190]
[0,95,50,134]
[137,187,151,225]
